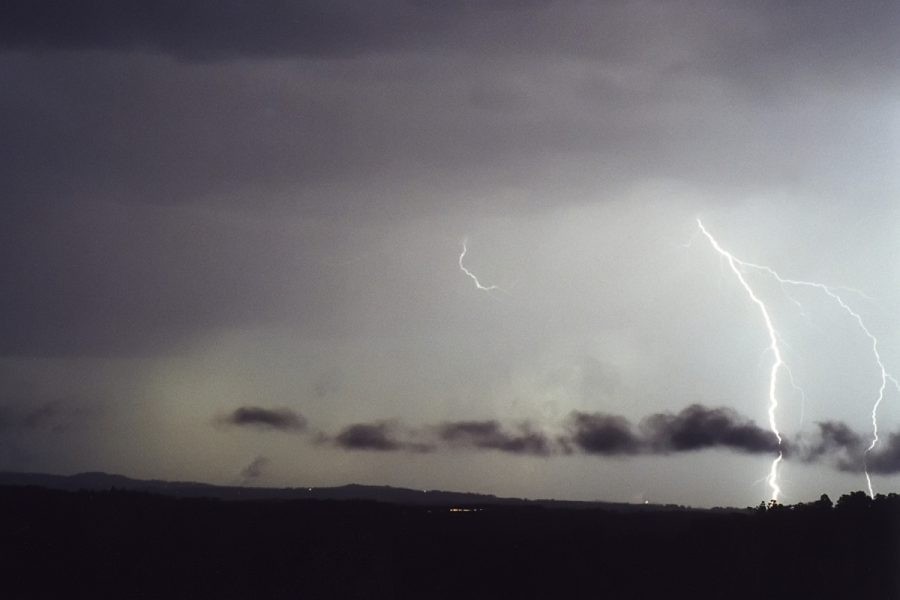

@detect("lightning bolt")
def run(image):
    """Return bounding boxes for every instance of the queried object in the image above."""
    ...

[697,219,898,499]
[731,264,898,498]
[459,239,502,292]
[697,219,784,502]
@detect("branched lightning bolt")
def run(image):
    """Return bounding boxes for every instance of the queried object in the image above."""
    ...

[459,240,501,292]
[733,265,897,498]
[697,219,898,499]
[697,219,784,502]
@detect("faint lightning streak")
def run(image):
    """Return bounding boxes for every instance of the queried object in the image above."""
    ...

[696,219,784,502]
[459,240,501,292]
[784,365,808,431]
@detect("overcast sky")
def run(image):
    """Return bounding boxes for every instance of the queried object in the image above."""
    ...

[2,0,899,507]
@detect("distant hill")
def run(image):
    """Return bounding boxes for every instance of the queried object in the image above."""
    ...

[0,470,701,512]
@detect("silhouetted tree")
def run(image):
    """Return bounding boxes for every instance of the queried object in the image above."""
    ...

[835,490,871,512]
[815,493,832,510]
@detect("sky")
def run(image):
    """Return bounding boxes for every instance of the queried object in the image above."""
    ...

[2,0,899,507]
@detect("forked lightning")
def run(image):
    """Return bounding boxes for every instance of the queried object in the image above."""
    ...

[697,219,896,499]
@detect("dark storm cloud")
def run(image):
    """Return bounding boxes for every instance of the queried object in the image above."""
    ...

[566,413,642,456]
[697,1,900,88]
[437,420,552,456]
[2,0,896,217]
[239,456,270,484]
[2,0,898,361]
[0,0,464,59]
[220,407,307,432]
[333,422,432,453]
[5,0,898,71]
[640,404,780,455]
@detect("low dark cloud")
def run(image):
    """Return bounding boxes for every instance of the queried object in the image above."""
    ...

[566,405,784,457]
[796,421,900,476]
[312,408,900,479]
[333,422,432,453]
[437,420,552,456]
[330,405,782,459]
[239,456,270,484]
[641,404,780,455]
[220,407,307,432]
[567,413,642,455]
[867,432,900,475]
[800,421,865,465]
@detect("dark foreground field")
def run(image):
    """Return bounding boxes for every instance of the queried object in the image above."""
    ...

[1,486,898,599]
